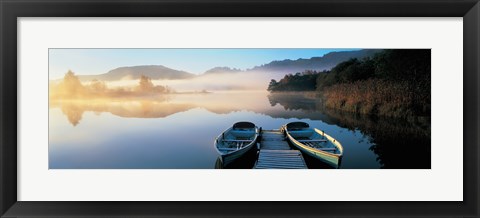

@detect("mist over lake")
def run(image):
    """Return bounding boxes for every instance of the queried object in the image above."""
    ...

[49,48,431,169]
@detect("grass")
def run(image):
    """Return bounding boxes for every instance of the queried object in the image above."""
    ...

[322,79,430,118]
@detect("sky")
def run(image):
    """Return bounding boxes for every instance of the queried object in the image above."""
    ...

[49,48,357,79]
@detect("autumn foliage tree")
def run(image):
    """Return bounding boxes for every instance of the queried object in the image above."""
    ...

[49,70,87,98]
[88,79,107,93]
[138,75,154,92]
[136,75,170,94]
[50,71,173,99]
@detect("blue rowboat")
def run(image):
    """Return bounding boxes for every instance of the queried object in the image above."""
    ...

[214,122,259,166]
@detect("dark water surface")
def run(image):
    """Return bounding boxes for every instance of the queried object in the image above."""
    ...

[49,91,431,169]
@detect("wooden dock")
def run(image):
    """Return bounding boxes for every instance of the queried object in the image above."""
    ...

[254,130,308,169]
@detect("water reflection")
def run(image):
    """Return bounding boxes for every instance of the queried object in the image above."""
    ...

[51,99,195,126]
[268,92,322,111]
[324,110,431,169]
[49,91,430,169]
[266,92,431,169]
[60,103,83,126]
[50,92,269,126]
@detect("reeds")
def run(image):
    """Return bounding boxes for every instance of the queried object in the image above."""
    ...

[322,79,430,118]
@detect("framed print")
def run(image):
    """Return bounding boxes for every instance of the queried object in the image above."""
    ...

[1,0,479,217]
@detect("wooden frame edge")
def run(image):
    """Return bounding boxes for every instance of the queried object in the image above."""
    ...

[1,0,478,217]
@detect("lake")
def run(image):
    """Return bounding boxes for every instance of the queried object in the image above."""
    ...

[49,91,431,169]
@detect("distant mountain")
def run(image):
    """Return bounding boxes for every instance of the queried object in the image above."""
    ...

[69,50,382,82]
[77,65,195,81]
[248,49,382,74]
[203,67,242,75]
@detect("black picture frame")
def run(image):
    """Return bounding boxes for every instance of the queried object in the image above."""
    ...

[1,0,479,217]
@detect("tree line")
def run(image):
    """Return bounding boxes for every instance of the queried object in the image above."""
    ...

[267,70,321,92]
[50,70,172,99]
[267,49,431,117]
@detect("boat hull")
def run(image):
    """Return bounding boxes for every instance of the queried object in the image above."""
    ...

[220,142,256,166]
[290,141,341,168]
[284,126,343,168]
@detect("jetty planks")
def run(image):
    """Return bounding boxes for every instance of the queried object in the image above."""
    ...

[254,129,308,169]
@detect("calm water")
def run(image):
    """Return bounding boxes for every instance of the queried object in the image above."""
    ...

[49,91,431,169]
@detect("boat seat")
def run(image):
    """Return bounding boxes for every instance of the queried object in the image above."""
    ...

[218,148,238,151]
[289,130,314,138]
[297,139,327,142]
[318,147,336,151]
[231,130,255,138]
[222,139,252,142]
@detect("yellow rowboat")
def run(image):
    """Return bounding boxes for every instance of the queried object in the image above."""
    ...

[282,122,343,168]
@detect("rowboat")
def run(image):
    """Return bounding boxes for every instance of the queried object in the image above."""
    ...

[282,122,344,168]
[214,122,259,166]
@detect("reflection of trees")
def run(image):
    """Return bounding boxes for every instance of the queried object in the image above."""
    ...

[268,92,321,111]
[267,92,431,169]
[61,104,83,126]
[51,91,266,126]
[51,99,195,126]
[322,109,430,169]
[205,108,242,115]
[265,92,334,122]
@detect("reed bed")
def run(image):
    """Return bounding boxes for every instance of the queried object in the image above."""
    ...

[323,79,430,118]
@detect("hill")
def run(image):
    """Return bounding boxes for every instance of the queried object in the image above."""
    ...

[77,65,195,81]
[64,49,382,82]
[203,67,242,75]
[249,49,382,74]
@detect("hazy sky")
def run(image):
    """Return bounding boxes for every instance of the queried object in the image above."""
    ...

[49,48,357,79]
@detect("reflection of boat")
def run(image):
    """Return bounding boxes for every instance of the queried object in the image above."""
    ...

[214,157,224,169]
[214,122,259,166]
[282,122,343,168]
